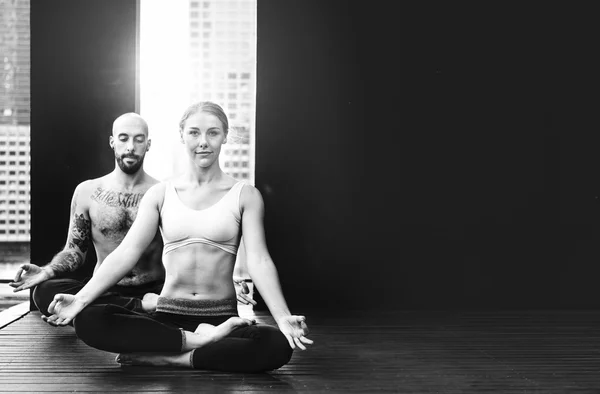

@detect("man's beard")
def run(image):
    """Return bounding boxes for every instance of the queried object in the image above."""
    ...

[116,153,144,175]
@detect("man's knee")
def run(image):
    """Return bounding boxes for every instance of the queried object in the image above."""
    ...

[31,280,55,316]
[32,278,84,316]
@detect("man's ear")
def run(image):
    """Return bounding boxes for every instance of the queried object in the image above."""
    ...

[109,135,114,149]
[147,139,151,151]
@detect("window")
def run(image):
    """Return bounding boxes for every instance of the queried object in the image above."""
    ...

[140,0,256,281]
[140,0,256,185]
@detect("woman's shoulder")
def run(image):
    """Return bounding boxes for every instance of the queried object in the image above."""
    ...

[143,181,169,201]
[238,182,264,206]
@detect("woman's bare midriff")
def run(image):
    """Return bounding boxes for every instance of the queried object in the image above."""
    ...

[159,243,237,301]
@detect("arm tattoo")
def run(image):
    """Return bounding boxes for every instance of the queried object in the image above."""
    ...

[69,213,92,253]
[47,250,84,276]
[46,213,91,276]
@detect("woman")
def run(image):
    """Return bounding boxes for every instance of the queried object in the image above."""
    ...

[44,102,312,372]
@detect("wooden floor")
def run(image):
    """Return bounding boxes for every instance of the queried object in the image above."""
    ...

[1,308,600,393]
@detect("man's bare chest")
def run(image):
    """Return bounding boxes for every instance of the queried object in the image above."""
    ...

[89,187,146,242]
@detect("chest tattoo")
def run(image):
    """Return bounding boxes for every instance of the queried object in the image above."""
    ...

[90,187,147,242]
[91,187,144,209]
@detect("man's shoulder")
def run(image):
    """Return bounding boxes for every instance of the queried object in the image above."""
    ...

[75,176,108,195]
[145,172,160,186]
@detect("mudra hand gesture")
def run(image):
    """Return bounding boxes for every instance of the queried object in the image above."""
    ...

[233,277,257,306]
[42,293,85,327]
[277,315,313,350]
[8,263,52,293]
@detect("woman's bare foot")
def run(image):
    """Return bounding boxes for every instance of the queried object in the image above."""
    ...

[116,352,192,368]
[183,317,255,350]
[115,317,257,367]
[141,293,159,312]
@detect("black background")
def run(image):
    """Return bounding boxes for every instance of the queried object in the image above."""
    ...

[31,1,600,311]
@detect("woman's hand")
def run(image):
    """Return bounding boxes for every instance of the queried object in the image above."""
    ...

[276,315,313,350]
[41,294,86,326]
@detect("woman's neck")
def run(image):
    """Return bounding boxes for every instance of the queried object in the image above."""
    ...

[184,165,224,185]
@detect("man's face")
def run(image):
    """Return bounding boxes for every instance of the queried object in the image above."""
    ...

[110,122,150,175]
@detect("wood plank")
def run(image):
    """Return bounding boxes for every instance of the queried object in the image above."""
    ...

[1,309,600,392]
[0,301,29,330]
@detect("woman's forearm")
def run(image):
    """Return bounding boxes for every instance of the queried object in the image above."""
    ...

[247,256,291,321]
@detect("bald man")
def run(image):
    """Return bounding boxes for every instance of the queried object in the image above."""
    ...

[11,113,253,317]
[9,113,167,315]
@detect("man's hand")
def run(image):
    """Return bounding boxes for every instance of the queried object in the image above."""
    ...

[276,315,313,350]
[8,263,52,293]
[42,294,85,326]
[234,277,257,306]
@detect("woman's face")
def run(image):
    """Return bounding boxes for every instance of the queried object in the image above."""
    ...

[180,111,227,168]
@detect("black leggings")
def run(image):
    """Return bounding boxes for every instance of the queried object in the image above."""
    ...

[73,304,294,373]
[32,278,164,316]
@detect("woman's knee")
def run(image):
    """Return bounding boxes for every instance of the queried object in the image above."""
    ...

[258,326,294,370]
[73,305,110,348]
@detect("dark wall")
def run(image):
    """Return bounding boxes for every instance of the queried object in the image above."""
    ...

[30,0,138,275]
[256,1,600,310]
[29,1,600,311]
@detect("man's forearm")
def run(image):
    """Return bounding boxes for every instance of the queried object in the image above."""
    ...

[44,250,84,278]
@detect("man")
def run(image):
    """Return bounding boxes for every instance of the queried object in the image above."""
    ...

[9,112,253,314]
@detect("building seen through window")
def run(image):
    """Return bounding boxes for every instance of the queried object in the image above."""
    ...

[0,0,30,307]
[0,0,257,302]
[140,0,256,185]
[140,0,256,279]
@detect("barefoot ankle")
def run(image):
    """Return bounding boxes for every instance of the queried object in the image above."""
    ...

[116,352,193,368]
